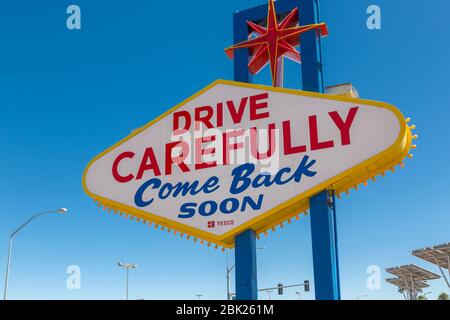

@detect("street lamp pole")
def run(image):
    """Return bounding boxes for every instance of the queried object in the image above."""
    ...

[226,247,265,300]
[3,208,68,300]
[226,249,235,300]
[126,268,129,300]
[226,264,235,300]
[118,262,137,300]
[4,238,13,301]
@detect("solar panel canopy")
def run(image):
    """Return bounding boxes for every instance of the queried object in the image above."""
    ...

[412,243,450,269]
[386,264,440,281]
[386,278,429,290]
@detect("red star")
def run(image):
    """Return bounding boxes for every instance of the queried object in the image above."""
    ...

[225,0,329,86]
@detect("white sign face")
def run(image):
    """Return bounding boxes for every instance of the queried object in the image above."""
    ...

[83,80,411,247]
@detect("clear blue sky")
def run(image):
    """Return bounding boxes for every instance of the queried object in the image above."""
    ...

[0,0,449,300]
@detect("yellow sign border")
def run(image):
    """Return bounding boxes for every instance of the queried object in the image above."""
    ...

[82,80,413,248]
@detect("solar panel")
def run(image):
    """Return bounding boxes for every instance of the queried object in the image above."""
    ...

[386,277,429,290]
[412,243,450,269]
[386,264,440,281]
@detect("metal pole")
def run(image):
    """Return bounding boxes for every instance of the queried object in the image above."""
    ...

[226,249,236,300]
[403,278,411,300]
[233,8,252,84]
[2,209,67,300]
[3,237,13,300]
[447,255,450,285]
[227,266,235,300]
[409,273,416,300]
[126,268,129,300]
[226,250,230,300]
[331,190,341,295]
[447,255,450,275]
[433,255,450,289]
[301,0,341,300]
[235,230,258,300]
[448,255,450,277]
[300,0,325,93]
[226,267,230,300]
[309,190,340,299]
[232,3,259,300]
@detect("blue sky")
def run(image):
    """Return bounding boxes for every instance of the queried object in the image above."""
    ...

[0,0,449,300]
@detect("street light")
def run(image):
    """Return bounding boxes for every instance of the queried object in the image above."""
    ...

[196,294,203,300]
[226,247,266,300]
[117,262,137,300]
[295,291,301,300]
[3,208,68,300]
[356,294,368,300]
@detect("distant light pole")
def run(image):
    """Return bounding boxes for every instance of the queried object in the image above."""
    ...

[266,290,273,300]
[356,294,368,300]
[196,294,203,300]
[3,208,68,300]
[117,262,137,300]
[226,249,235,300]
[226,247,266,300]
[295,291,301,300]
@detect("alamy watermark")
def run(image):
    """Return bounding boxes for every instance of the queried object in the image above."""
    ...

[66,265,81,290]
[66,5,81,30]
[366,265,381,290]
[367,5,381,30]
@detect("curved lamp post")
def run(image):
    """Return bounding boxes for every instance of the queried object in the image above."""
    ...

[3,208,68,300]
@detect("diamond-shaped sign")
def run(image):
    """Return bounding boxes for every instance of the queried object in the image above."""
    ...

[83,80,413,248]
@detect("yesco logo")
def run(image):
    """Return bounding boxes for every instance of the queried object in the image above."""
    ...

[208,220,234,229]
[83,80,412,247]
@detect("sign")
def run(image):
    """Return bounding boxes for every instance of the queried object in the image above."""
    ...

[82,80,413,248]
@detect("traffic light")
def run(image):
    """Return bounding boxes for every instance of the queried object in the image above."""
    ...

[304,280,310,292]
[277,283,283,295]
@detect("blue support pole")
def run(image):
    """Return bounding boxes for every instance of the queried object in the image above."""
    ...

[299,0,324,93]
[232,4,261,301]
[233,7,258,300]
[233,11,252,83]
[331,190,341,295]
[309,190,341,300]
[300,0,341,300]
[235,230,258,300]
